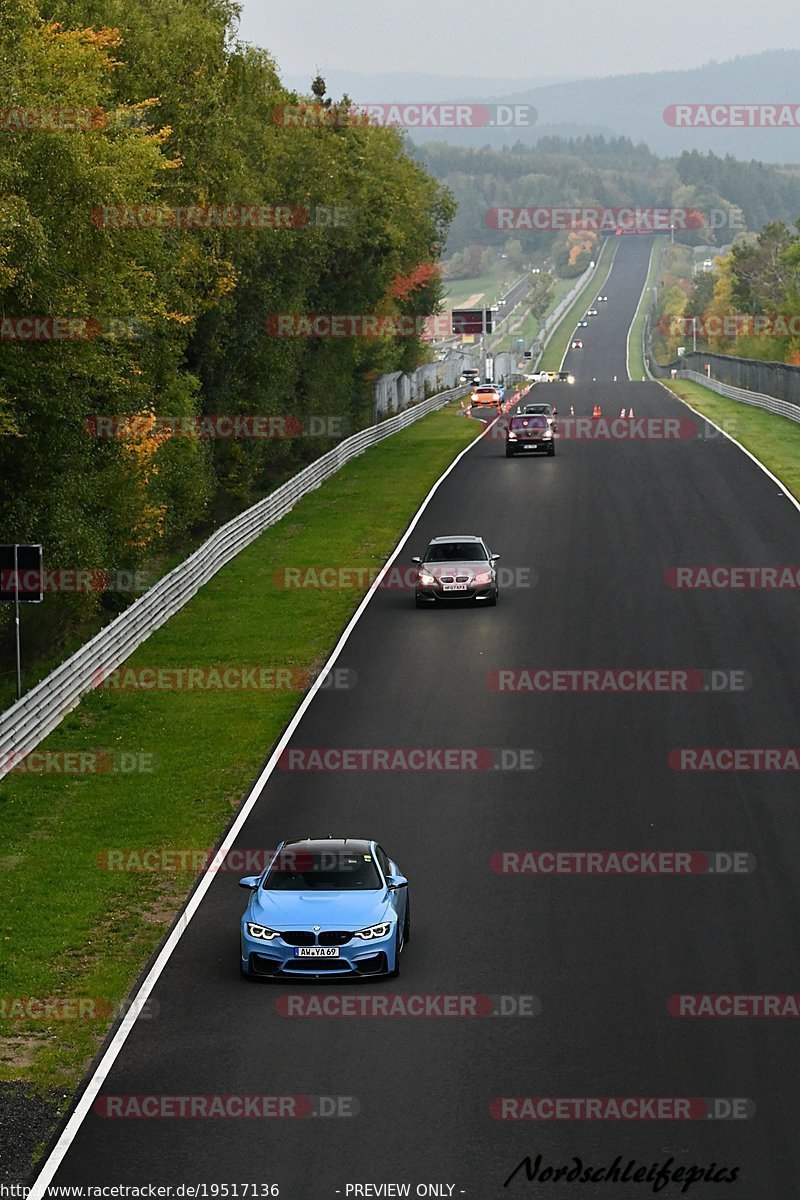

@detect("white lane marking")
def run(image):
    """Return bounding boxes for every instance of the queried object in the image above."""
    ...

[28,413,491,1197]
[649,377,800,517]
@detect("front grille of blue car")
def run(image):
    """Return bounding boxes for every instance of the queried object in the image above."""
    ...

[276,930,354,946]
[277,931,315,945]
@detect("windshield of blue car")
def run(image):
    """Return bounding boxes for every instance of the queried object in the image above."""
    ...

[424,542,488,562]
[263,850,383,890]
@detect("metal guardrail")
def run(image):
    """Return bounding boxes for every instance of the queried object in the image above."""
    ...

[0,385,468,780]
[676,370,800,423]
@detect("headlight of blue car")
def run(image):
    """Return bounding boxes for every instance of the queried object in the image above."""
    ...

[246,922,280,941]
[353,922,391,940]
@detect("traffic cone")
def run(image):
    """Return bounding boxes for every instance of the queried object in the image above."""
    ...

[592,404,601,419]
[620,406,626,418]
[628,407,634,418]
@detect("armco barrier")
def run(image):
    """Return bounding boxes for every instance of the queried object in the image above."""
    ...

[675,370,800,424]
[0,385,468,781]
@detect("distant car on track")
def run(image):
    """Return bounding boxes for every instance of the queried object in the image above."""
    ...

[598,295,608,302]
[459,368,481,386]
[506,414,555,457]
[577,320,589,327]
[412,534,500,606]
[240,838,409,980]
[571,339,583,349]
[587,308,599,317]
[471,384,503,407]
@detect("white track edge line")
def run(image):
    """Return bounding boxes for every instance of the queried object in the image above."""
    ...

[649,377,800,517]
[29,415,490,1197]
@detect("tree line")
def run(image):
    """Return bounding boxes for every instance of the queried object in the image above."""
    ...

[0,0,453,663]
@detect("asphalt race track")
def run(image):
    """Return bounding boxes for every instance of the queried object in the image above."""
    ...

[37,233,800,1197]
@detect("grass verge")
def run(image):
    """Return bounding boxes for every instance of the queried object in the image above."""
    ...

[627,239,665,380]
[538,238,618,371]
[663,377,800,503]
[0,402,479,1095]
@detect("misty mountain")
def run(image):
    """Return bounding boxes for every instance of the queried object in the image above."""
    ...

[279,68,579,102]
[285,51,800,165]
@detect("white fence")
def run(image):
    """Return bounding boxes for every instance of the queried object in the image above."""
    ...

[373,357,469,419]
[677,370,800,424]
[0,384,467,781]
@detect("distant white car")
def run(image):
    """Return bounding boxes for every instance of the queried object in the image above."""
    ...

[598,295,608,302]
[571,339,583,349]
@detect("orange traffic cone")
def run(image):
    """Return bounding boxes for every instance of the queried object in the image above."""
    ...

[592,404,601,419]
[628,407,634,418]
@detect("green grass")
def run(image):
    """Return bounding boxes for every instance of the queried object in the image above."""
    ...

[442,272,498,309]
[627,239,665,380]
[0,402,479,1092]
[663,377,800,503]
[538,239,618,371]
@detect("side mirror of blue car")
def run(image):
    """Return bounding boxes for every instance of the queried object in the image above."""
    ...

[387,875,408,890]
[239,875,260,889]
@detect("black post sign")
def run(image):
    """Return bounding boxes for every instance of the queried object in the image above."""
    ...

[0,544,43,701]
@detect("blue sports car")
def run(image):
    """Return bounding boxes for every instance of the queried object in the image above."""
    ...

[239,838,410,979]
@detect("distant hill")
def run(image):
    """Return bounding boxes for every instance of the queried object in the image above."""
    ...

[279,68,580,103]
[287,52,800,165]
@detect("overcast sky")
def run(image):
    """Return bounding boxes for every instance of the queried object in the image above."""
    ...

[235,0,794,83]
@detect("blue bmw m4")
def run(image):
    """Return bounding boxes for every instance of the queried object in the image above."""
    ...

[239,838,410,979]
